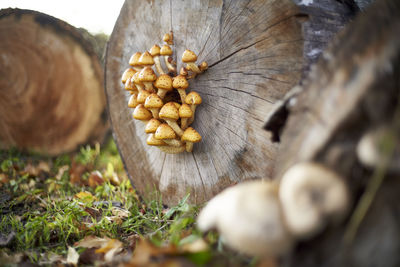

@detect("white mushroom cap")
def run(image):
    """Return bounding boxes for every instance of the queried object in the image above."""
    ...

[279,162,350,239]
[197,180,293,257]
[356,125,400,172]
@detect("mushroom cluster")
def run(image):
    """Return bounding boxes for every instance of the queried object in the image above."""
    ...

[121,32,207,153]
[197,162,350,258]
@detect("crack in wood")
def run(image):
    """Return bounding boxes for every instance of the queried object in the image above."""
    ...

[192,152,207,196]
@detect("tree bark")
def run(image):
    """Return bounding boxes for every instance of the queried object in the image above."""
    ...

[105,0,355,205]
[0,9,109,155]
[273,0,400,266]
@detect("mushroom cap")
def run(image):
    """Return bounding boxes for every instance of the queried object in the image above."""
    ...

[197,180,293,257]
[138,51,154,66]
[172,75,189,89]
[159,102,179,120]
[128,93,139,108]
[132,72,143,85]
[279,162,350,239]
[179,104,193,118]
[185,91,202,105]
[150,44,161,56]
[138,67,157,83]
[147,133,167,146]
[144,93,163,109]
[181,49,197,63]
[121,68,136,84]
[199,61,208,71]
[124,77,136,90]
[181,127,201,143]
[137,90,151,104]
[129,52,142,66]
[356,126,400,172]
[145,119,162,134]
[155,123,176,140]
[163,32,173,44]
[160,44,173,56]
[172,102,181,110]
[133,104,152,121]
[154,74,173,90]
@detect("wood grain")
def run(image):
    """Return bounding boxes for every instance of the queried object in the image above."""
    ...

[0,9,108,155]
[105,0,305,204]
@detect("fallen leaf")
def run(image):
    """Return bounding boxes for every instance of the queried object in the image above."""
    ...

[74,236,123,263]
[55,165,69,180]
[78,248,103,265]
[75,191,97,203]
[0,232,15,247]
[66,246,79,266]
[88,171,104,188]
[69,161,87,185]
[22,161,50,176]
[0,173,9,186]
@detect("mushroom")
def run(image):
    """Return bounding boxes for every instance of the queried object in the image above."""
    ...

[356,125,400,173]
[197,180,294,257]
[138,67,157,93]
[154,123,183,147]
[163,32,173,45]
[144,94,163,119]
[180,67,188,77]
[128,93,139,108]
[132,72,145,93]
[150,44,165,75]
[179,104,193,130]
[147,133,185,153]
[199,61,208,72]
[185,91,202,125]
[159,102,184,137]
[279,162,350,239]
[132,104,152,123]
[154,74,173,99]
[147,133,167,146]
[121,68,136,84]
[129,52,142,71]
[181,127,201,152]
[124,77,137,92]
[136,89,151,104]
[145,118,162,134]
[172,75,189,103]
[182,49,201,74]
[160,44,175,73]
[138,51,154,68]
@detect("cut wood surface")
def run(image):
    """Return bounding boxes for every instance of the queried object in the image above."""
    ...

[105,0,354,205]
[0,9,108,155]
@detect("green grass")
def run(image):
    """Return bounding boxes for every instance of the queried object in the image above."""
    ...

[0,138,253,266]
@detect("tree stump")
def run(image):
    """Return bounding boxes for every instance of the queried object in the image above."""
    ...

[268,0,400,265]
[105,0,355,205]
[0,9,108,155]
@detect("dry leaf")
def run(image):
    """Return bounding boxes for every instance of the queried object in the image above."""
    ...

[66,246,79,266]
[75,191,97,203]
[0,173,9,186]
[55,165,69,180]
[88,171,104,188]
[22,161,50,176]
[69,161,87,185]
[74,236,123,263]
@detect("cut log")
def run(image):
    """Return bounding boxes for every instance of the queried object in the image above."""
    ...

[272,0,400,265]
[0,8,109,155]
[105,0,355,205]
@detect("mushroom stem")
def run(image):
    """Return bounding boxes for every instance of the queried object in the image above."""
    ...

[153,56,165,75]
[164,139,183,147]
[181,118,189,130]
[149,108,160,119]
[185,141,194,152]
[166,120,184,137]
[159,145,185,154]
[164,56,176,73]
[143,82,155,93]
[186,62,201,74]
[157,89,169,99]
[188,105,198,125]
[177,89,187,104]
